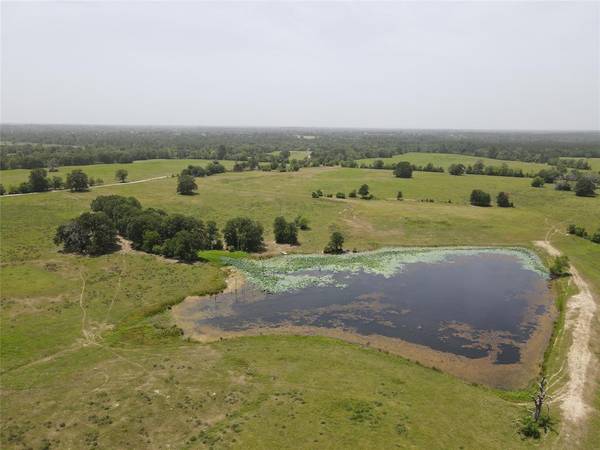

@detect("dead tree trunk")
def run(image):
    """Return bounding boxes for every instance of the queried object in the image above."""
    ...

[533,376,548,422]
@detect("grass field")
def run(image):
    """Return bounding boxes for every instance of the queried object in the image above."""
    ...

[1,161,599,449]
[358,152,554,174]
[0,159,235,189]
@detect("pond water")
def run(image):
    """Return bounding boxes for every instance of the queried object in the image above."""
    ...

[175,250,555,388]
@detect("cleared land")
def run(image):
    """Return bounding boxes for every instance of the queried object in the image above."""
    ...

[358,152,554,173]
[1,162,599,449]
[0,159,235,188]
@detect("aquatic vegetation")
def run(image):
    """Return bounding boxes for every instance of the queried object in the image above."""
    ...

[222,247,548,293]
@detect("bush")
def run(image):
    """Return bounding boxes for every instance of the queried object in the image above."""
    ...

[115,169,128,183]
[273,216,298,245]
[206,161,226,176]
[496,192,513,207]
[29,168,50,192]
[294,215,310,230]
[397,191,403,200]
[223,217,264,252]
[470,189,491,207]
[591,229,600,244]
[574,176,596,197]
[448,163,466,176]
[567,224,587,238]
[324,231,344,254]
[393,161,413,178]
[348,190,357,198]
[549,255,570,278]
[336,192,346,199]
[177,174,198,195]
[531,177,545,188]
[554,180,571,191]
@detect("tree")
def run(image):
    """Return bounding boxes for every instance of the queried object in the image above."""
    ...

[177,174,198,195]
[223,217,264,252]
[574,176,596,197]
[206,220,223,250]
[47,159,59,172]
[531,177,544,188]
[449,164,466,176]
[336,192,346,199]
[273,216,298,245]
[54,212,117,255]
[591,229,600,244]
[394,161,413,178]
[470,189,491,207]
[29,168,50,192]
[66,170,89,192]
[549,256,570,278]
[115,169,128,183]
[554,180,571,191]
[472,160,485,174]
[51,176,64,190]
[372,159,385,169]
[142,230,162,253]
[163,230,201,262]
[496,192,513,207]
[324,231,344,254]
[358,184,371,199]
[206,161,226,176]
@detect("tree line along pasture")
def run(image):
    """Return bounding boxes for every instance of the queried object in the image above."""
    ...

[1,156,600,449]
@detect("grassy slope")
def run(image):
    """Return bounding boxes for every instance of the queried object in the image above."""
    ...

[0,159,235,188]
[1,164,599,449]
[358,152,552,174]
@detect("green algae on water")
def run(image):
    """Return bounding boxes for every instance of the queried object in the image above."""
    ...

[222,247,548,294]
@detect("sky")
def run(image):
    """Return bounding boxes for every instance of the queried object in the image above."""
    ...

[1,1,599,130]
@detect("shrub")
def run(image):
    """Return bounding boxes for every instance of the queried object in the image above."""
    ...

[549,255,570,278]
[448,163,466,176]
[591,229,600,244]
[496,192,513,207]
[294,215,310,230]
[554,180,571,191]
[348,190,357,198]
[28,168,50,192]
[115,169,128,183]
[470,189,491,207]
[177,174,198,195]
[324,232,344,254]
[531,177,544,188]
[393,161,413,178]
[335,192,346,199]
[397,191,403,200]
[273,216,298,245]
[205,161,226,176]
[574,176,596,197]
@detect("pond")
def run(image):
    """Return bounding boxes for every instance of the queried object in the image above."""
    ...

[174,248,555,389]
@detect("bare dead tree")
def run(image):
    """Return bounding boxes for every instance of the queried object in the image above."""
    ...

[533,376,550,422]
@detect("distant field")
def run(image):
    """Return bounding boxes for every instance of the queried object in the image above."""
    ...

[2,160,599,449]
[0,159,235,189]
[358,152,552,174]
[269,150,311,159]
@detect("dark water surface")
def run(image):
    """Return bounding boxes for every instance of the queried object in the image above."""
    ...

[195,254,552,364]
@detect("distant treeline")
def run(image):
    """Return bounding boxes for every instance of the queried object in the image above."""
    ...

[1,124,598,170]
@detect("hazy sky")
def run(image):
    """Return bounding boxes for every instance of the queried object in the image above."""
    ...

[1,1,599,130]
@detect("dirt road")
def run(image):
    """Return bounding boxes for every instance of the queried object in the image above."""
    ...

[534,240,597,427]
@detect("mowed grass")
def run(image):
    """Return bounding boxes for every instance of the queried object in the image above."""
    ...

[0,159,235,188]
[358,151,556,174]
[2,163,600,448]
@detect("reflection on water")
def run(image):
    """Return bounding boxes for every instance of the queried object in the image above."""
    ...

[193,254,552,365]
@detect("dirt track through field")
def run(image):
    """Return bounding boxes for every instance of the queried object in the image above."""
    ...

[0,175,168,197]
[533,239,597,427]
